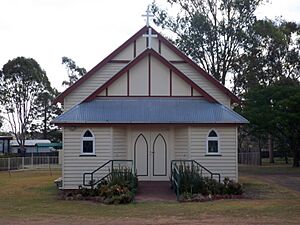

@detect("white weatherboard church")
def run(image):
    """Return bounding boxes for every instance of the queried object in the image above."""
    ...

[53,10,248,190]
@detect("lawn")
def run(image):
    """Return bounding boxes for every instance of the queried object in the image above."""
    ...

[0,167,299,225]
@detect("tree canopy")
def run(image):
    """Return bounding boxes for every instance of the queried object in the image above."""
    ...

[151,0,264,85]
[0,57,54,151]
[62,56,87,87]
[241,84,300,166]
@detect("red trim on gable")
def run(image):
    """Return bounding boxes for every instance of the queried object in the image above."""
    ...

[84,50,150,102]
[151,27,240,104]
[53,25,240,105]
[127,71,130,96]
[52,26,148,104]
[148,54,151,96]
[149,49,216,102]
[169,69,172,96]
[83,49,218,103]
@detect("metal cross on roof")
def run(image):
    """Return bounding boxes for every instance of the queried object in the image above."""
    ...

[142,5,154,27]
[142,6,157,49]
[143,27,157,49]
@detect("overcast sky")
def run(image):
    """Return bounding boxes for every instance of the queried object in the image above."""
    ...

[1,0,300,92]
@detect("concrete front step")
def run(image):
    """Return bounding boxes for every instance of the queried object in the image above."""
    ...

[135,181,176,201]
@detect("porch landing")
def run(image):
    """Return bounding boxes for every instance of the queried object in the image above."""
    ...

[135,181,176,202]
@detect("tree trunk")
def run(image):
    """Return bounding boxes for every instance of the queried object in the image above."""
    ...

[258,137,262,166]
[284,151,288,164]
[292,150,299,167]
[268,134,274,163]
[292,139,299,167]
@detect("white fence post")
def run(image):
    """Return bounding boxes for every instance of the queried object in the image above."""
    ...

[22,157,24,169]
[8,157,10,171]
[31,153,33,167]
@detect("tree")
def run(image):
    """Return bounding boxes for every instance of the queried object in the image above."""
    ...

[30,87,62,142]
[0,57,50,153]
[241,85,300,167]
[0,115,3,130]
[62,57,87,87]
[233,19,300,95]
[151,0,264,84]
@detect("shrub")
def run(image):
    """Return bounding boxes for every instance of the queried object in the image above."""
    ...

[223,177,243,195]
[175,164,243,198]
[78,167,138,204]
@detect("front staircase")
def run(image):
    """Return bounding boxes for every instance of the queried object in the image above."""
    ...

[82,160,134,189]
[82,159,220,201]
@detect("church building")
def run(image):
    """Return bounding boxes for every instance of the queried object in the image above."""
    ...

[53,11,248,189]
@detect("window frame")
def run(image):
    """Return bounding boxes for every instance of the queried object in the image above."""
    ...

[81,129,96,155]
[206,129,220,155]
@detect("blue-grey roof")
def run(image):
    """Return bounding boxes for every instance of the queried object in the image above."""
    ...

[52,98,249,124]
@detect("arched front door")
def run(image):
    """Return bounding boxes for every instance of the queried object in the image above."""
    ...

[132,130,168,181]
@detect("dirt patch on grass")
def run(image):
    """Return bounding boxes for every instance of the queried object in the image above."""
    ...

[1,215,299,225]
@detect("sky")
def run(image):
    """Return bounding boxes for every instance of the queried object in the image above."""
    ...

[1,0,300,92]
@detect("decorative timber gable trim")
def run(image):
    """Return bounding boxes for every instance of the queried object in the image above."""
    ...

[83,49,217,103]
[53,26,148,104]
[53,26,240,105]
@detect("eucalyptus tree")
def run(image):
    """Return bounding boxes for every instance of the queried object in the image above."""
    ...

[241,84,300,167]
[61,56,86,87]
[233,19,300,95]
[151,0,264,85]
[0,57,50,153]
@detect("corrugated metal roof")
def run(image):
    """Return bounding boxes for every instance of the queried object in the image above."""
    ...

[52,98,249,124]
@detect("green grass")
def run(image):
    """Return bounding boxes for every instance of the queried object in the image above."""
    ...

[239,163,300,175]
[0,167,299,223]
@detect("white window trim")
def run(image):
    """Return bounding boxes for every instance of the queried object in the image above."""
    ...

[81,129,96,155]
[206,129,221,155]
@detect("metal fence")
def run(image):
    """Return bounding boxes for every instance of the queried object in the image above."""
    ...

[238,152,261,165]
[0,156,59,171]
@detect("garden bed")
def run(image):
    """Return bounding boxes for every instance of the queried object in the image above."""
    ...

[61,168,138,204]
[174,164,244,202]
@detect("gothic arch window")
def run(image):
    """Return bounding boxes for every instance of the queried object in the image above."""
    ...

[81,130,95,155]
[206,130,220,155]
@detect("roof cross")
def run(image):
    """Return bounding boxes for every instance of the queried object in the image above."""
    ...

[143,27,157,49]
[142,6,154,27]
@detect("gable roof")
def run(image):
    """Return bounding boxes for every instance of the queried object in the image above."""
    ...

[84,48,217,103]
[53,26,240,104]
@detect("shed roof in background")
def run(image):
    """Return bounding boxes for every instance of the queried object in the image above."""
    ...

[52,98,248,125]
[10,140,51,147]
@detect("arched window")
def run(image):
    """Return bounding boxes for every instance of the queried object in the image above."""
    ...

[207,130,219,154]
[81,130,95,155]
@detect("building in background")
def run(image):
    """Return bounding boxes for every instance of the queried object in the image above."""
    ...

[0,136,13,154]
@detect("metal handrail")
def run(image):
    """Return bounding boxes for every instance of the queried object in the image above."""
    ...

[83,160,133,189]
[171,160,221,183]
[172,164,180,201]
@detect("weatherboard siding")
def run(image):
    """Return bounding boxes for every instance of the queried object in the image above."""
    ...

[173,63,231,107]
[189,126,238,181]
[101,56,203,97]
[63,127,112,189]
[173,127,189,159]
[112,127,127,160]
[64,63,126,111]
